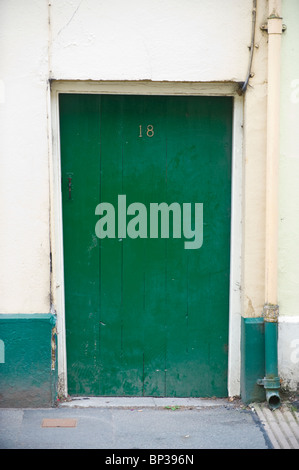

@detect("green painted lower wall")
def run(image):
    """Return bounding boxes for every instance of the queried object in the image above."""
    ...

[0,314,57,408]
[241,317,266,404]
[0,313,267,406]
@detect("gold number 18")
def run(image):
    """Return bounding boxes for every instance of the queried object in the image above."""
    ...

[139,125,154,138]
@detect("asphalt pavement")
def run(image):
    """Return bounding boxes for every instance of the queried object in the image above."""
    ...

[0,397,273,450]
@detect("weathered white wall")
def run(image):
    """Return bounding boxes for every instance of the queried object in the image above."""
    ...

[278,0,299,390]
[50,0,252,82]
[279,0,299,318]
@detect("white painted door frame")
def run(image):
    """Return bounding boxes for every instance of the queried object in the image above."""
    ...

[49,80,243,398]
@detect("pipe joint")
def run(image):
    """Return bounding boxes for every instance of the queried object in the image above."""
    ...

[263,303,279,323]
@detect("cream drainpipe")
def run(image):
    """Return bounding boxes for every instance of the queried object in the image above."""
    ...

[261,0,284,409]
[264,0,283,309]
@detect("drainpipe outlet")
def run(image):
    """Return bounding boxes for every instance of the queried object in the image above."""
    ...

[257,377,281,410]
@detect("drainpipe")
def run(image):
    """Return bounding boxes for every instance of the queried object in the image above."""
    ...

[258,0,285,410]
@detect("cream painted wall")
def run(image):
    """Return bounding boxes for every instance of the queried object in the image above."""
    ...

[0,0,257,315]
[0,0,50,313]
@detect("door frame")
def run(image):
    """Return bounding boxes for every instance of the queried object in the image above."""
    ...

[49,80,243,398]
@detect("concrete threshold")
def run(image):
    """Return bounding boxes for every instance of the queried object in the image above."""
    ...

[59,396,228,409]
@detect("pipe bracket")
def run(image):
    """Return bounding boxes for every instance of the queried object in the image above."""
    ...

[257,377,280,389]
[260,22,287,33]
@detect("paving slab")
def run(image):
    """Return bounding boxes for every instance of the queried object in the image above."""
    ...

[252,403,299,449]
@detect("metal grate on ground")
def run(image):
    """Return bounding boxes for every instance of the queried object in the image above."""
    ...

[252,403,299,449]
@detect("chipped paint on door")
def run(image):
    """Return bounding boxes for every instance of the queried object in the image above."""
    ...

[60,94,233,397]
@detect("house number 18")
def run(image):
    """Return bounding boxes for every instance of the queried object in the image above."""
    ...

[139,124,154,138]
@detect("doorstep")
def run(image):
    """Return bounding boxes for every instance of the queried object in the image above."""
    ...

[59,396,228,409]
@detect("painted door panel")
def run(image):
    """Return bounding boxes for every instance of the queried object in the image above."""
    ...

[60,93,232,397]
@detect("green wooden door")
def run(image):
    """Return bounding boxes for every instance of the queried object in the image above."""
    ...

[60,93,232,397]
